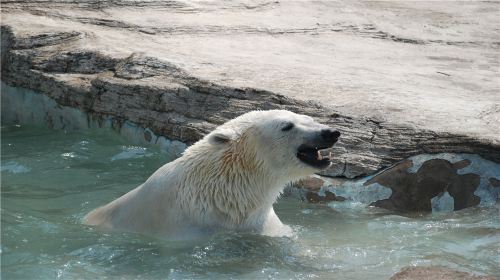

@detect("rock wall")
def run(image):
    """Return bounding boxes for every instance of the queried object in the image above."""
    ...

[2,0,500,180]
[2,24,499,178]
[6,83,497,212]
[1,83,186,159]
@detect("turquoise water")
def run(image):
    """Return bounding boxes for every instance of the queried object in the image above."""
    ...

[1,125,499,279]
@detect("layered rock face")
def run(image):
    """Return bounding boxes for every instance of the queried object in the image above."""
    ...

[2,0,499,180]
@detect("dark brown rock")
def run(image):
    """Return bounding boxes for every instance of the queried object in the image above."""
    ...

[453,159,472,170]
[295,176,326,192]
[390,266,496,280]
[490,178,500,188]
[305,191,345,203]
[366,159,481,212]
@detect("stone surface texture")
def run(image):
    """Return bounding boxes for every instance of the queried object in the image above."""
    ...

[389,266,496,280]
[1,0,500,178]
[1,83,187,159]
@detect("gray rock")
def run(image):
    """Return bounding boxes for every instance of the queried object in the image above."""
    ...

[389,266,495,280]
[1,1,499,178]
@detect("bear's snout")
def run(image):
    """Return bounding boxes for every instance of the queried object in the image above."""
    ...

[320,129,340,145]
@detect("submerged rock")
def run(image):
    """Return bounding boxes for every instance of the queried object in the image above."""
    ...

[287,175,347,203]
[293,153,499,213]
[365,158,480,212]
[305,191,346,203]
[295,176,326,192]
[490,178,500,187]
[390,266,495,280]
[364,154,499,212]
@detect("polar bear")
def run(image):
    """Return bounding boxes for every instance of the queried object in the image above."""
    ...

[84,110,340,239]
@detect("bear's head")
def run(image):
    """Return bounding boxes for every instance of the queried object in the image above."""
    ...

[205,110,340,180]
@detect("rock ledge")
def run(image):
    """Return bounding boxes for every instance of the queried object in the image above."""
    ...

[2,1,500,178]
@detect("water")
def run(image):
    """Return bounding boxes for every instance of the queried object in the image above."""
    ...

[2,125,499,279]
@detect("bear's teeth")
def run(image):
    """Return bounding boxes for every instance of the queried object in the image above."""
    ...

[328,151,332,159]
[317,150,322,160]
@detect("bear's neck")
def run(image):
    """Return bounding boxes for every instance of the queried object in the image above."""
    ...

[178,141,287,227]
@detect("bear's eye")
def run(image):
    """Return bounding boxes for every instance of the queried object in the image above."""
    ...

[281,122,294,131]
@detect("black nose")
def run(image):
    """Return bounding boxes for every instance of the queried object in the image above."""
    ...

[321,129,341,143]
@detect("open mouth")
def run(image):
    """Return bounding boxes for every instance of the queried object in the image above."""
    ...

[296,144,334,169]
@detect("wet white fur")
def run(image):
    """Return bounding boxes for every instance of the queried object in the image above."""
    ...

[84,110,330,239]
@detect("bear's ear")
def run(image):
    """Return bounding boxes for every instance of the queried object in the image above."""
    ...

[208,129,235,145]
